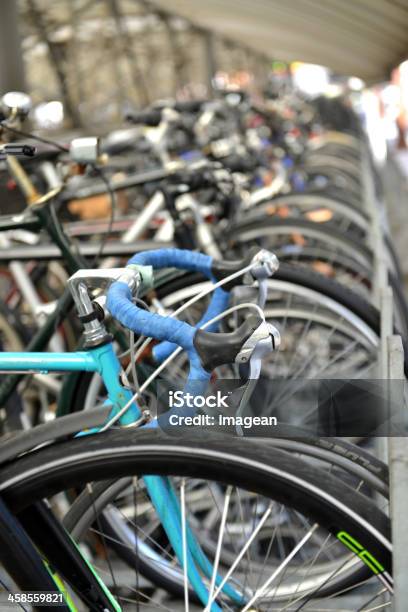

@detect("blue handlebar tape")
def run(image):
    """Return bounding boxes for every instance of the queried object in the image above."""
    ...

[128,248,230,365]
[107,281,210,382]
[107,248,236,433]
[127,248,213,278]
[153,287,229,363]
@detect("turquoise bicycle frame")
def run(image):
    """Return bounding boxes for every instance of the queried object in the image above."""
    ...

[0,343,139,426]
[0,343,242,610]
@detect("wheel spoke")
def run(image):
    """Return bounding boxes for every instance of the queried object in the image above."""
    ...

[241,524,319,611]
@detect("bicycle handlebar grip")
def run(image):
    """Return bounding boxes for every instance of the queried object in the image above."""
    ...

[107,276,211,382]
[194,314,263,371]
[221,154,258,173]
[173,99,206,113]
[108,248,270,374]
[127,248,213,279]
[152,287,229,364]
[127,247,263,289]
[125,109,162,127]
[211,247,260,289]
[107,281,196,352]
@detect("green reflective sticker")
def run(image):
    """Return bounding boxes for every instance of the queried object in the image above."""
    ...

[68,534,122,612]
[337,531,385,575]
[43,560,78,611]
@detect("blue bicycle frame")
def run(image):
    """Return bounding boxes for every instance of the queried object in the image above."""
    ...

[0,343,139,426]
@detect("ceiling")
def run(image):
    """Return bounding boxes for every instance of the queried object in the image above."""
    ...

[151,0,408,82]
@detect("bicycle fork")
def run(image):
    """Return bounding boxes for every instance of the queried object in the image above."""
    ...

[94,344,244,610]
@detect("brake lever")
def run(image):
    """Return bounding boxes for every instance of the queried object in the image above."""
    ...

[0,144,36,160]
[234,320,280,436]
[236,320,280,370]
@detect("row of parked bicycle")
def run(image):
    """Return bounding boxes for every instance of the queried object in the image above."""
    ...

[0,88,402,610]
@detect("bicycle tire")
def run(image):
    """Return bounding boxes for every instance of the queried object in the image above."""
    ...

[229,219,406,329]
[0,429,393,607]
[245,191,369,232]
[61,431,389,601]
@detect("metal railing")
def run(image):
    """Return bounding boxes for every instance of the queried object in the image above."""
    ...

[361,145,407,612]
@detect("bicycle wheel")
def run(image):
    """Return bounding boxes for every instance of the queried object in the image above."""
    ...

[226,218,408,335]
[304,154,362,183]
[0,429,393,610]
[245,192,370,236]
[61,430,389,603]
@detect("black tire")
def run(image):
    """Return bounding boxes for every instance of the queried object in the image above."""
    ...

[246,190,369,229]
[229,216,408,341]
[61,428,389,600]
[229,217,370,265]
[0,429,393,604]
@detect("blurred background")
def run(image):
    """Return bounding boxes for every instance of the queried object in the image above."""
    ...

[3,0,408,284]
[3,0,408,144]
